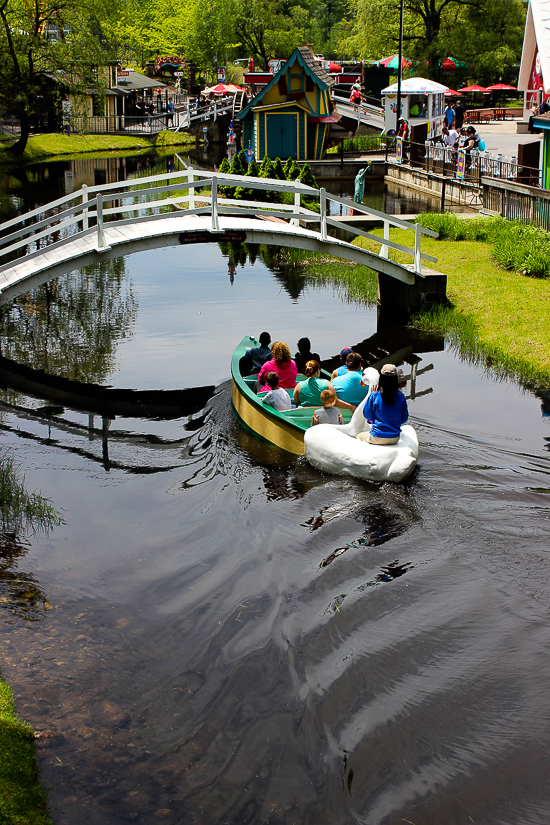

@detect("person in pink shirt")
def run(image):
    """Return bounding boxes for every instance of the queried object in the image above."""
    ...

[258,341,298,390]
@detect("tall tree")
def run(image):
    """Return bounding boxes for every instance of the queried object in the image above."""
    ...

[233,0,309,68]
[0,0,109,153]
[347,0,524,77]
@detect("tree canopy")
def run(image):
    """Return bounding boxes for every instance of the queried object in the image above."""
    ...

[0,0,525,149]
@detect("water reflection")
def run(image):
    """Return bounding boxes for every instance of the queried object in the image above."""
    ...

[0,258,137,384]
[0,538,49,623]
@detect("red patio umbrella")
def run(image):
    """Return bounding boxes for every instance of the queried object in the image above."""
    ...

[202,83,243,96]
[330,62,342,72]
[484,83,516,91]
[444,88,462,96]
[459,84,487,92]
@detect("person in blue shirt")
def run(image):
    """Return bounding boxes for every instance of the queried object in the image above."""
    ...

[332,352,369,406]
[357,363,408,445]
[242,331,272,375]
[330,346,354,379]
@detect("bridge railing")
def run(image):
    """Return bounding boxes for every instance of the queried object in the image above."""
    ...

[0,168,438,278]
[332,94,384,120]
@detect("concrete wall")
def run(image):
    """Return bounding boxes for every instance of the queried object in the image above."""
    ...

[385,162,482,208]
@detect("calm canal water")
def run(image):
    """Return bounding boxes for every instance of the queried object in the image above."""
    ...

[0,152,549,825]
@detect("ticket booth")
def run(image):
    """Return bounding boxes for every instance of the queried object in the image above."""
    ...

[382,77,448,138]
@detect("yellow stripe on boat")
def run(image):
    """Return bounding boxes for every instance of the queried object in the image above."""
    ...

[231,378,306,455]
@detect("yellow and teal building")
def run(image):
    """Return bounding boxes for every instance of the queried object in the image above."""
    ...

[237,47,338,160]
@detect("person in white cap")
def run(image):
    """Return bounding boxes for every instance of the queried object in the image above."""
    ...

[357,364,408,445]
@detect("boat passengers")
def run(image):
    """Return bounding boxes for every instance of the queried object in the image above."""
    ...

[242,331,272,375]
[261,371,292,411]
[293,360,355,411]
[357,364,408,445]
[332,352,369,406]
[258,341,298,390]
[294,337,321,374]
[330,347,353,379]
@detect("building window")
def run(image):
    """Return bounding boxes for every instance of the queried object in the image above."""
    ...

[92,95,103,116]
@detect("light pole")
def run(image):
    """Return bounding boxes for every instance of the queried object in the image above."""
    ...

[396,0,405,128]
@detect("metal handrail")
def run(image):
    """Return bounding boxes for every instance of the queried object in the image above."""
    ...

[332,93,384,120]
[0,168,438,277]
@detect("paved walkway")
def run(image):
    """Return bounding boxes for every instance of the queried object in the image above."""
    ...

[469,119,542,157]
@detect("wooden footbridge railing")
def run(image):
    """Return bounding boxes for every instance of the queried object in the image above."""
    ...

[0,168,439,305]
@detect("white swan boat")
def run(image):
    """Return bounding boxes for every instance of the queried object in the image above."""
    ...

[304,368,419,483]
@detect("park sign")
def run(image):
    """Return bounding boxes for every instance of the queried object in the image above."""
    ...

[117,71,129,77]
[268,59,284,74]
[174,72,184,77]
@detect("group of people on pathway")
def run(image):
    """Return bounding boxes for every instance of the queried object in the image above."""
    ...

[242,334,409,446]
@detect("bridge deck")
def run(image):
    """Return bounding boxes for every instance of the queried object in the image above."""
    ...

[0,213,425,305]
[0,168,441,305]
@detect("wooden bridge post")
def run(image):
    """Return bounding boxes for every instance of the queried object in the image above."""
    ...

[320,188,327,240]
[211,176,220,230]
[187,166,195,210]
[96,193,106,249]
[414,223,422,274]
[82,184,89,232]
[291,190,300,226]
[380,220,390,259]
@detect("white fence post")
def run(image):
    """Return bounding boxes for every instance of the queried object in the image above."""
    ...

[380,220,389,259]
[187,165,195,210]
[414,222,422,274]
[291,189,300,226]
[211,176,219,231]
[96,192,106,249]
[320,187,327,240]
[82,184,89,231]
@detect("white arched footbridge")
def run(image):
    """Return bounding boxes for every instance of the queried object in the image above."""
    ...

[0,168,439,306]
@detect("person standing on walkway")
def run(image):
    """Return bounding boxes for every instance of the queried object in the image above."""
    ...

[167,97,174,125]
[454,101,465,129]
[444,102,455,127]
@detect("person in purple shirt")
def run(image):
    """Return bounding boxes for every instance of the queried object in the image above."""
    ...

[357,363,408,445]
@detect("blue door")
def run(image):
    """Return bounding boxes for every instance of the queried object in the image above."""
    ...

[266,113,297,159]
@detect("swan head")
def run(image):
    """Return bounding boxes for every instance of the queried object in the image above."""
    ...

[362,367,380,388]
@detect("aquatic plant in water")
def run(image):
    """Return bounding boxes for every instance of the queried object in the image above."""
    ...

[0,450,63,622]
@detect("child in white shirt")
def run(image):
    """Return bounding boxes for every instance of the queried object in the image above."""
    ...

[261,371,292,411]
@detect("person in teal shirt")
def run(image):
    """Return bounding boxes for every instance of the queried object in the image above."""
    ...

[293,361,355,411]
[332,352,369,406]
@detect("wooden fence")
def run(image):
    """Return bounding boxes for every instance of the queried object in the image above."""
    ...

[481,177,550,230]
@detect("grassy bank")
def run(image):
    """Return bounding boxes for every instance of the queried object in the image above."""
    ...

[0,676,52,824]
[0,130,196,165]
[351,220,550,388]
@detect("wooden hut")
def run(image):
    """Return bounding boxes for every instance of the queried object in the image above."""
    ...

[237,46,338,160]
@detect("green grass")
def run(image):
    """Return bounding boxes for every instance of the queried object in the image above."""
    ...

[0,130,196,165]
[352,222,550,387]
[0,677,52,824]
[416,212,550,277]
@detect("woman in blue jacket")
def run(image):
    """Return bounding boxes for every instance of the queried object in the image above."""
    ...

[357,364,408,445]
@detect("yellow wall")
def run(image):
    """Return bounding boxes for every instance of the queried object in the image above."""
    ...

[260,61,330,116]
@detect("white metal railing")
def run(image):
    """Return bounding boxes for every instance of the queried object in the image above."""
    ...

[332,94,385,124]
[424,142,531,184]
[0,168,438,278]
